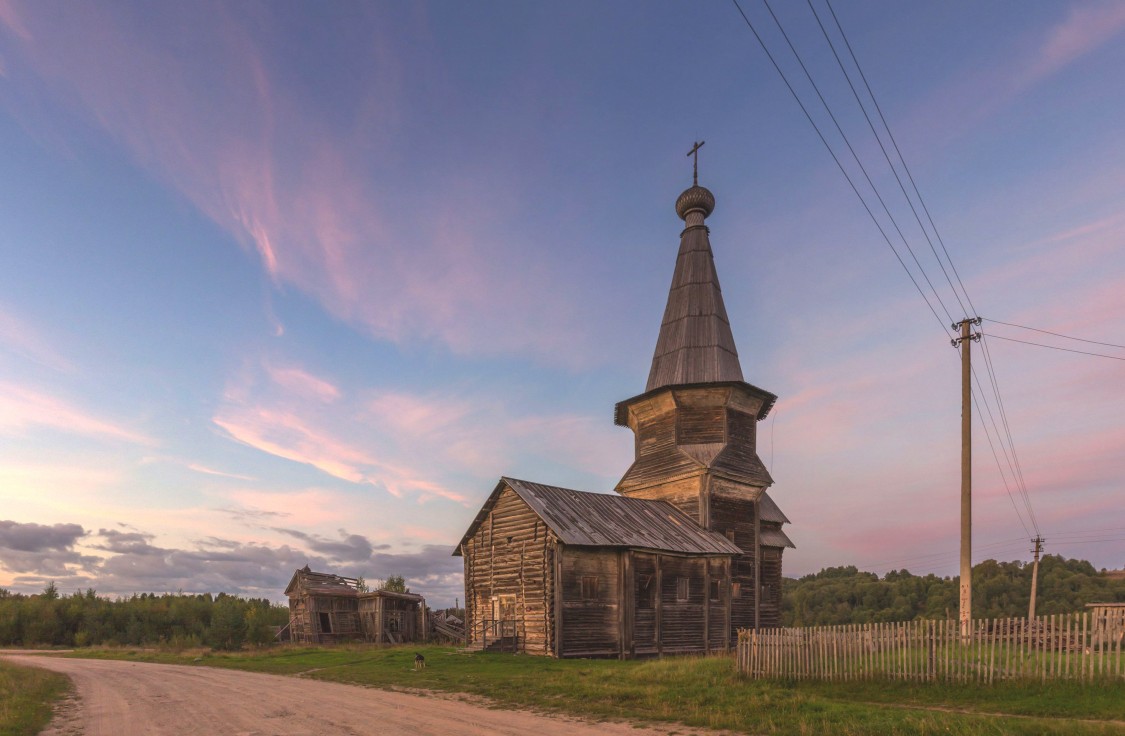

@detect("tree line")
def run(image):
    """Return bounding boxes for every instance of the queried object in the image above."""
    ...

[0,584,289,649]
[782,555,1125,627]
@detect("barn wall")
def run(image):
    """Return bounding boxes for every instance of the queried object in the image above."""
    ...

[463,486,554,655]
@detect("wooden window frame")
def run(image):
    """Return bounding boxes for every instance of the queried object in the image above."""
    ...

[709,579,722,602]
[675,577,690,602]
[581,575,600,601]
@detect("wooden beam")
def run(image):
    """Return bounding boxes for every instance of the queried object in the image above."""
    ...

[554,541,564,658]
[655,554,663,657]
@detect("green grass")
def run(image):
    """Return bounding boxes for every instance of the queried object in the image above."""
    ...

[0,659,71,736]
[67,645,1125,735]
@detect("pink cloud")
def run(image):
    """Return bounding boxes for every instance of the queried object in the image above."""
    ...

[214,373,467,503]
[0,306,72,372]
[186,463,257,482]
[0,2,594,363]
[0,0,30,41]
[0,380,152,445]
[901,5,1125,154]
[265,364,340,403]
[1033,3,1125,77]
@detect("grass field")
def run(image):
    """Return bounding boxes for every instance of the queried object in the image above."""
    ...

[0,659,70,736]
[68,644,1125,735]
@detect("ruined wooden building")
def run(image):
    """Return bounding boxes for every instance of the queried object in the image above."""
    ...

[456,167,794,657]
[284,566,426,644]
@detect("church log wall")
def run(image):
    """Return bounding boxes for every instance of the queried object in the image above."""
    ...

[559,547,622,657]
[462,487,554,656]
[759,544,784,628]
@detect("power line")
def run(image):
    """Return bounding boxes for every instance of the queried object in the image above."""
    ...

[986,334,1125,361]
[729,0,951,335]
[978,336,1040,535]
[969,384,1032,539]
[758,0,958,326]
[1051,526,1125,537]
[983,318,1125,350]
[1049,538,1125,547]
[809,0,1047,545]
[823,0,978,318]
[806,0,969,319]
[732,0,1045,546]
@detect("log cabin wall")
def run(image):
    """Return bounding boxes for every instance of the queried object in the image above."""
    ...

[657,555,707,653]
[710,491,759,638]
[758,544,784,628]
[462,486,554,655]
[632,553,659,655]
[288,597,313,643]
[559,547,622,657]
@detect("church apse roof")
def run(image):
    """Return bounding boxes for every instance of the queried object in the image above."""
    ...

[454,477,741,556]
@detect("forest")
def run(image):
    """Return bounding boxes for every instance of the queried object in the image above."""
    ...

[782,555,1125,627]
[0,585,288,649]
[2,555,1122,647]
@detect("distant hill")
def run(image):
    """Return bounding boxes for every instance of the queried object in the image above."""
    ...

[782,555,1125,627]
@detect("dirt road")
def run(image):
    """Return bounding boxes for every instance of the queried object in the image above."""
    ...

[2,654,693,736]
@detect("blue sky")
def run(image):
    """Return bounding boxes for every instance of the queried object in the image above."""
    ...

[1,1,1123,607]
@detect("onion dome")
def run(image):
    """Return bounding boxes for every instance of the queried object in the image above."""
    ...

[675,185,715,221]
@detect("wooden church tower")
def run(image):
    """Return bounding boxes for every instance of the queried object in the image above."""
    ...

[457,149,793,657]
[614,151,793,629]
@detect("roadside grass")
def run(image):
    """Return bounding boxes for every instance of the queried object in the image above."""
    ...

[67,645,1125,735]
[0,659,71,736]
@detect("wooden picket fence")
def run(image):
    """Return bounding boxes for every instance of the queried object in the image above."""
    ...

[737,612,1124,683]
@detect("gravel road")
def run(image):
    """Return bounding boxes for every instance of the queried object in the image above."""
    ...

[2,654,695,736]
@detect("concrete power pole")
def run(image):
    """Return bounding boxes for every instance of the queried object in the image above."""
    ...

[1028,536,1044,620]
[953,317,981,637]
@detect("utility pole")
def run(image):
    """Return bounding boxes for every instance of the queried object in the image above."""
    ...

[952,317,981,637]
[1028,536,1044,620]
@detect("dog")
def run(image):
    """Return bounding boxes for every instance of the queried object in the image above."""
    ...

[414,653,426,670]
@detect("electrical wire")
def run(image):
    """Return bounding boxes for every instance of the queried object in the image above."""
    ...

[729,0,951,335]
[758,0,958,326]
[970,383,1032,539]
[983,318,1125,350]
[806,0,969,319]
[732,0,1049,547]
[986,334,1125,361]
[979,335,1040,535]
[824,0,978,318]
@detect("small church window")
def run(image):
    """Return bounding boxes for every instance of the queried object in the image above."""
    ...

[676,577,690,602]
[638,574,656,608]
[581,576,600,600]
[709,579,722,602]
[732,582,742,598]
[725,529,736,543]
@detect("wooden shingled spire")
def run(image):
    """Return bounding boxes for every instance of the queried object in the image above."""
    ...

[646,153,744,392]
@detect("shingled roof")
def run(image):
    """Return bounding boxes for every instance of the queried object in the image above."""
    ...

[454,477,741,556]
[646,184,744,392]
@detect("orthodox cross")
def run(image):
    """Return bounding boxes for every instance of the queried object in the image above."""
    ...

[687,140,705,186]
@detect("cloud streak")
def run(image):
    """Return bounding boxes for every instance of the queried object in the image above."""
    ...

[0,380,152,445]
[0,1,598,364]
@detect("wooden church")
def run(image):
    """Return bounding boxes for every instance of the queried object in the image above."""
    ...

[455,156,793,658]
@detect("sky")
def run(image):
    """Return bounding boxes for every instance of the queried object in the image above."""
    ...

[1,1,1123,608]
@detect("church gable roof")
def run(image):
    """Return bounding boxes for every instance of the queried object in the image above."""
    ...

[646,191,744,392]
[454,477,740,556]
